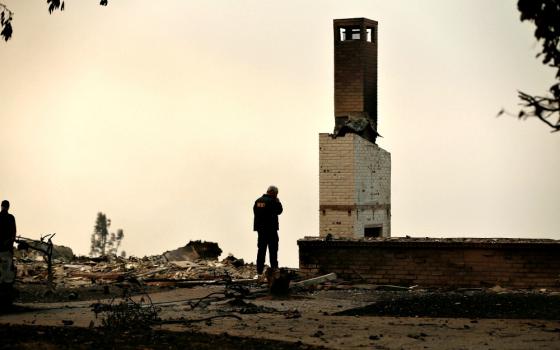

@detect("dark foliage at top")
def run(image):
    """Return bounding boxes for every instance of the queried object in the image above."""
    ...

[0,1,108,41]
[47,0,63,14]
[0,3,13,41]
[499,0,560,132]
[519,0,560,71]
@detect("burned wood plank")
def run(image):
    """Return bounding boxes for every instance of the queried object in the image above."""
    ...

[70,272,126,280]
[291,273,337,288]
[143,278,258,288]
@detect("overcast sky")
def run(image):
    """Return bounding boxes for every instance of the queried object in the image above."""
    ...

[1,0,558,267]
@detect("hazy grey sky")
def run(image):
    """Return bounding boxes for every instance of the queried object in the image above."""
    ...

[1,0,558,267]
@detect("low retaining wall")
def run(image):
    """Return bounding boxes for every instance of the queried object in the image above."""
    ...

[298,238,560,288]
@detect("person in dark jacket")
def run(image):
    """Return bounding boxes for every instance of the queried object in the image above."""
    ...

[0,200,16,301]
[253,185,283,275]
[0,200,16,253]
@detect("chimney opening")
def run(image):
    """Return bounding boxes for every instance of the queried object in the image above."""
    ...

[366,27,374,42]
[339,27,361,41]
[364,226,382,238]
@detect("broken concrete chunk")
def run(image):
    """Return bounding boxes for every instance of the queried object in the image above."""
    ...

[222,255,245,267]
[333,113,380,144]
[162,240,222,261]
[52,245,74,262]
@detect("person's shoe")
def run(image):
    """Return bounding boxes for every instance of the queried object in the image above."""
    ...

[253,272,267,283]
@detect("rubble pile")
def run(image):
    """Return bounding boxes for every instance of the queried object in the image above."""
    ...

[14,241,255,289]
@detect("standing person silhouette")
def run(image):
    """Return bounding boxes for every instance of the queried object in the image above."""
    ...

[253,186,283,276]
[0,200,16,254]
[0,200,16,304]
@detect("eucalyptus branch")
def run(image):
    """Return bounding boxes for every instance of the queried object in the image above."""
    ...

[0,3,13,16]
[0,2,13,41]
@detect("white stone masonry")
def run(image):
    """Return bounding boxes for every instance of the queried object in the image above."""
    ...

[319,133,391,238]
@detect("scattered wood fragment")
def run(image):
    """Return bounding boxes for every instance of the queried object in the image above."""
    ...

[290,273,337,288]
[374,285,413,291]
[456,287,483,292]
[134,267,172,277]
[70,272,125,280]
[143,278,257,288]
[159,314,242,325]
[244,273,339,295]
[144,279,219,286]
[187,292,226,310]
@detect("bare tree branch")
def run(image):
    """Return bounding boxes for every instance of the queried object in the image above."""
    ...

[513,0,560,133]
[518,91,560,132]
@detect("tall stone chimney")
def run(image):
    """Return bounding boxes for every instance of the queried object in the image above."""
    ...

[319,17,390,239]
[333,18,379,144]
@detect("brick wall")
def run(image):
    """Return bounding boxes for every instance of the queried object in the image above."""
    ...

[353,135,391,237]
[298,238,560,288]
[319,133,391,238]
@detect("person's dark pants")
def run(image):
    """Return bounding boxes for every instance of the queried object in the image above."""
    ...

[256,230,278,274]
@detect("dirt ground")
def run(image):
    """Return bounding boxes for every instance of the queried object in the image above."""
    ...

[1,282,560,349]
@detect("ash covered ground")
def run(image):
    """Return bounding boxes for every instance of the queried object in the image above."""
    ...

[1,241,559,349]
